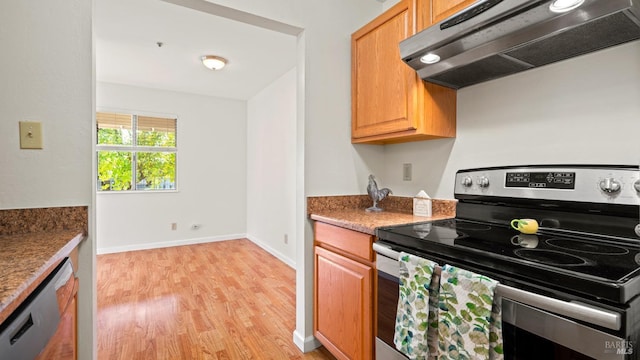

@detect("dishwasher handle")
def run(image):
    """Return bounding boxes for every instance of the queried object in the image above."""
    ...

[9,314,34,345]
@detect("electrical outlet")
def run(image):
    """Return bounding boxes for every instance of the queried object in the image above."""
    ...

[284,234,288,244]
[403,163,412,181]
[171,223,177,231]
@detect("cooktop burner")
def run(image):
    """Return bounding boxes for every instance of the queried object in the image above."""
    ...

[514,248,591,266]
[546,238,630,255]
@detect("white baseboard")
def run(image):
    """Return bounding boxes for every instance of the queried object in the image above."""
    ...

[246,234,296,268]
[293,330,321,353]
[96,233,247,254]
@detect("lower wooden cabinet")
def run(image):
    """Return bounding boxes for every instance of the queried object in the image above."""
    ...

[314,222,374,360]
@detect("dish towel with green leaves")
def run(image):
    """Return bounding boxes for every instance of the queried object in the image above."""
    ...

[394,252,441,360]
[438,264,503,360]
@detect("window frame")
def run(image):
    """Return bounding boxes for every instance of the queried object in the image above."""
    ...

[96,108,178,193]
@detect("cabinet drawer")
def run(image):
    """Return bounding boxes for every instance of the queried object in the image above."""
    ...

[314,222,374,262]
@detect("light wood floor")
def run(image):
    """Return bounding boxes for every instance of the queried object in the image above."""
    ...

[97,239,336,360]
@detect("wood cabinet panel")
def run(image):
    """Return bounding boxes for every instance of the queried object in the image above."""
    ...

[352,0,415,139]
[351,0,457,145]
[314,246,373,360]
[315,222,374,262]
[416,0,434,30]
[433,0,477,23]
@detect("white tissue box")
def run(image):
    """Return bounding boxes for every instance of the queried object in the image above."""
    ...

[413,197,432,217]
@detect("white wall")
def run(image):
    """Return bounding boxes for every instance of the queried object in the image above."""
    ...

[96,82,247,253]
[246,68,297,267]
[287,2,385,351]
[0,1,92,209]
[380,41,640,199]
[0,1,95,359]
[382,0,401,11]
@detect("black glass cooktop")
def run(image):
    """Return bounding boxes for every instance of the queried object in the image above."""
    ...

[377,219,640,303]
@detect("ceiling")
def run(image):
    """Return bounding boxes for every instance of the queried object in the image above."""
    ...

[94,0,298,100]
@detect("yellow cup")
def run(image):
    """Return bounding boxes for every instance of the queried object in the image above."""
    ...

[510,218,539,234]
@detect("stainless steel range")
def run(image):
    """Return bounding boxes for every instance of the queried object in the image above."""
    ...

[374,165,640,360]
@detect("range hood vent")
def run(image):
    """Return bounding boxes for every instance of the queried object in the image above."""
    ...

[400,0,640,89]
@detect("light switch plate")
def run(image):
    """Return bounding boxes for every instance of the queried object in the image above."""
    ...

[19,121,43,149]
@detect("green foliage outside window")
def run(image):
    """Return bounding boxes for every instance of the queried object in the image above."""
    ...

[98,150,132,190]
[136,152,176,190]
[97,113,176,191]
[137,126,176,147]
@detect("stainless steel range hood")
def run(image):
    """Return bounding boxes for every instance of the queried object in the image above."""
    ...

[399,0,640,89]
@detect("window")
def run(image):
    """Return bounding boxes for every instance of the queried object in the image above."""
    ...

[97,111,177,191]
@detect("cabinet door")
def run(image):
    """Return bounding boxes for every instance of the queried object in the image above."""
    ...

[314,246,373,360]
[433,0,477,23]
[351,0,417,140]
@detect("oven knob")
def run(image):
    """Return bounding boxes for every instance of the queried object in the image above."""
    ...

[478,176,490,188]
[461,176,473,187]
[634,179,640,193]
[599,178,621,194]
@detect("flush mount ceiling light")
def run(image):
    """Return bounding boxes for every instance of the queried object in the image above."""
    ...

[201,55,227,70]
[549,0,585,13]
[420,53,441,64]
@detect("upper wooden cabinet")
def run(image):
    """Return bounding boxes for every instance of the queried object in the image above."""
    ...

[351,0,456,145]
[432,0,477,23]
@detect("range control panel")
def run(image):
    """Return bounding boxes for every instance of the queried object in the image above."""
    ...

[454,165,640,206]
[506,172,575,189]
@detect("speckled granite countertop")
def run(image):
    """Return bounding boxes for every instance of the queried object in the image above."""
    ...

[0,231,84,324]
[308,195,456,235]
[0,206,87,324]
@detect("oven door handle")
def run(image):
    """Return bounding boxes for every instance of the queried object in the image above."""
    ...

[373,242,400,261]
[496,285,621,331]
[372,243,622,331]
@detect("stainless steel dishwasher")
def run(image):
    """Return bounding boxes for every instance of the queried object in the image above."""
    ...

[0,258,76,360]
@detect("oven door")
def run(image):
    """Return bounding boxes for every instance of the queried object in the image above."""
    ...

[376,253,407,359]
[374,242,630,360]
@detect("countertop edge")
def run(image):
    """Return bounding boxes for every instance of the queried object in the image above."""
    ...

[310,214,377,235]
[310,212,455,236]
[0,232,85,324]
